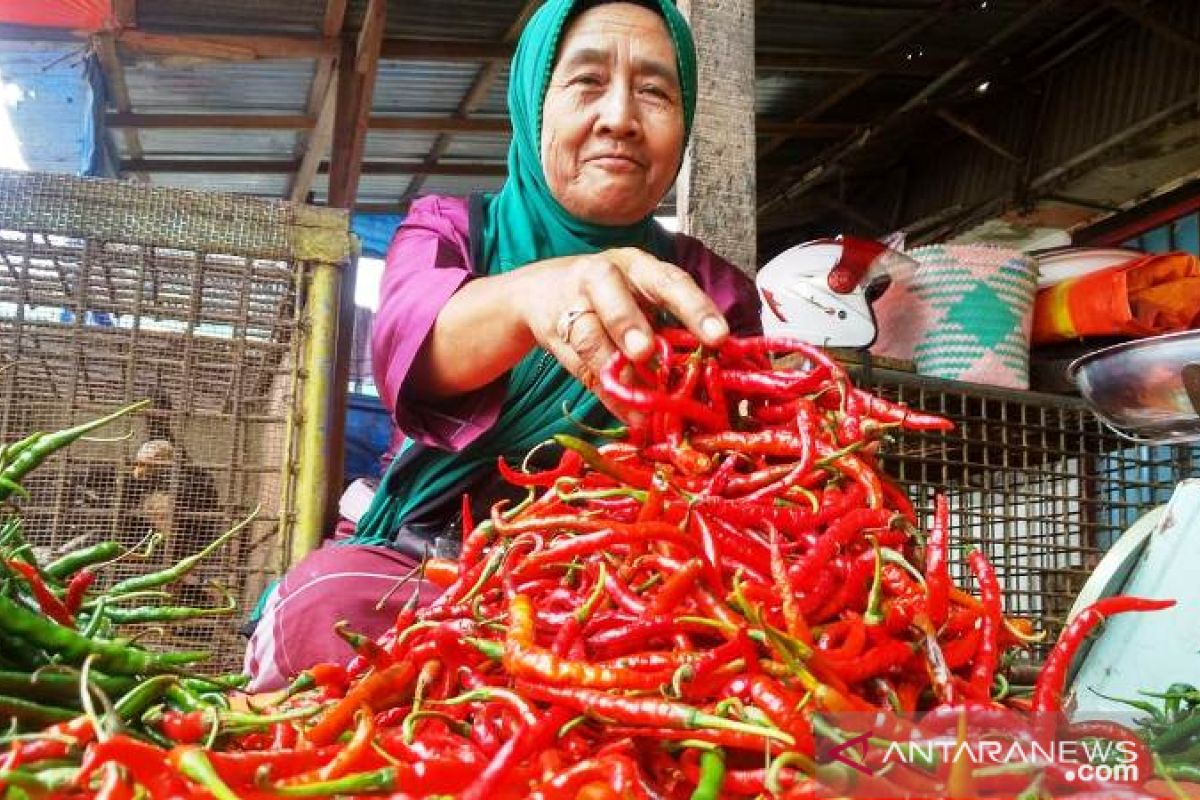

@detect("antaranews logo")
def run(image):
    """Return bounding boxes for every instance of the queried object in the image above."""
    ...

[816,712,1148,799]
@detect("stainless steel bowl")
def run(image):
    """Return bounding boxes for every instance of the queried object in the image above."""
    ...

[1068,329,1200,444]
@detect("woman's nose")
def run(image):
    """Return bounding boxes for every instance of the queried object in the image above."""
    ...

[594,86,640,139]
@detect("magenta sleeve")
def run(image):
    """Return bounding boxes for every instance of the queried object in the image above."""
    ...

[371,197,506,451]
[675,233,762,336]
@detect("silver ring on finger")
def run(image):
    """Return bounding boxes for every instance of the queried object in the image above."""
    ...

[556,306,595,346]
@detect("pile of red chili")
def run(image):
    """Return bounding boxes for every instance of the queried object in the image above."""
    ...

[0,332,1178,799]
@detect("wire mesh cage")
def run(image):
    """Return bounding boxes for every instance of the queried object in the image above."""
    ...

[856,366,1198,669]
[0,170,352,672]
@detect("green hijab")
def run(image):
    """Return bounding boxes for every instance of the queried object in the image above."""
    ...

[352,0,699,547]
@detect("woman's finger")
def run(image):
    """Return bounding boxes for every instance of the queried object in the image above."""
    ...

[612,248,729,346]
[578,256,656,361]
[562,306,620,384]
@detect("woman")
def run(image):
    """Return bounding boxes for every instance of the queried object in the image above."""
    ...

[244,0,760,690]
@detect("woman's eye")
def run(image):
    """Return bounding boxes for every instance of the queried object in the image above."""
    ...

[572,74,603,87]
[640,85,670,100]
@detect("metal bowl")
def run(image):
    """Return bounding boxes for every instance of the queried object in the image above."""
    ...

[1068,329,1200,444]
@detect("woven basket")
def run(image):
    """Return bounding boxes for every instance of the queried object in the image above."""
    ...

[904,244,1039,390]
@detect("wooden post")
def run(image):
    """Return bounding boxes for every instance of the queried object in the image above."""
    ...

[675,0,756,275]
[324,0,385,534]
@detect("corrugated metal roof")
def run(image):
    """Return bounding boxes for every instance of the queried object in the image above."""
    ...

[122,57,315,113]
[137,0,326,36]
[347,0,528,41]
[0,0,1164,247]
[0,42,89,174]
[372,62,482,114]
[890,0,1200,233]
[362,131,440,160]
[146,171,290,196]
[444,132,510,161]
[131,129,301,158]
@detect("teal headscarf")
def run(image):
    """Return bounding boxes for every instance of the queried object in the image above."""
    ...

[352,0,698,546]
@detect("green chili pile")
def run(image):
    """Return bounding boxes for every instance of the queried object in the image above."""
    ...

[0,333,1181,800]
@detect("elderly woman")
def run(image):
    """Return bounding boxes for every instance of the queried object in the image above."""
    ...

[244,0,759,689]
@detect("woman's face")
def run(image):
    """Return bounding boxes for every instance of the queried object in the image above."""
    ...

[541,2,685,226]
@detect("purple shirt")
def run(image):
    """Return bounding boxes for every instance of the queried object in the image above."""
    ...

[372,194,761,452]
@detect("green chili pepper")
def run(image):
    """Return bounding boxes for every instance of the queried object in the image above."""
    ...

[101,588,236,625]
[0,669,134,704]
[105,510,254,596]
[169,748,240,800]
[1152,711,1200,752]
[272,768,396,797]
[689,748,726,800]
[113,675,178,721]
[0,695,78,727]
[0,401,150,502]
[0,595,207,675]
[43,542,121,581]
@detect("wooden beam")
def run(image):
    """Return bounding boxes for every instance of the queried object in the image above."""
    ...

[306,0,348,109]
[116,31,337,60]
[107,112,513,134]
[106,112,862,138]
[121,159,507,176]
[935,108,1022,164]
[380,38,515,61]
[328,0,386,208]
[94,32,146,181]
[756,50,955,74]
[292,0,349,201]
[113,0,137,28]
[289,81,337,202]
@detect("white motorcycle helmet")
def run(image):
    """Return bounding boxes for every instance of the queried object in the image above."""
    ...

[755,235,915,349]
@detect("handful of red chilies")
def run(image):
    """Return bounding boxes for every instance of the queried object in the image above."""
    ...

[8,331,1178,800]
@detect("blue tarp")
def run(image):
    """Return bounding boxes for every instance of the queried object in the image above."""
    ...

[0,43,110,176]
[1126,212,1200,257]
[351,213,404,259]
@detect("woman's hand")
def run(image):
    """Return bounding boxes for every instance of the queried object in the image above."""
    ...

[516,247,729,395]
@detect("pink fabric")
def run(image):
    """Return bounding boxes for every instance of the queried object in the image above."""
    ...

[371,194,760,453]
[243,544,442,692]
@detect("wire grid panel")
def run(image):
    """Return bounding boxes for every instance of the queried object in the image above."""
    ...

[857,368,1198,666]
[0,170,351,672]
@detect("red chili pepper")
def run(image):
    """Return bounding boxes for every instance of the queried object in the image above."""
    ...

[726,674,816,756]
[967,548,1002,700]
[1033,595,1175,714]
[879,476,917,524]
[817,616,867,660]
[158,710,208,744]
[602,352,727,432]
[719,336,847,382]
[76,736,189,800]
[63,568,95,615]
[6,559,74,627]
[924,493,951,627]
[421,556,460,589]
[93,763,134,800]
[305,659,417,745]
[820,639,915,684]
[848,387,954,432]
[460,705,576,800]
[515,681,793,750]
[497,448,584,488]
[505,595,671,690]
[789,508,895,592]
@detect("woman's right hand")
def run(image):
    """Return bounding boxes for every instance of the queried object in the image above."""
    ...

[516,247,729,399]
